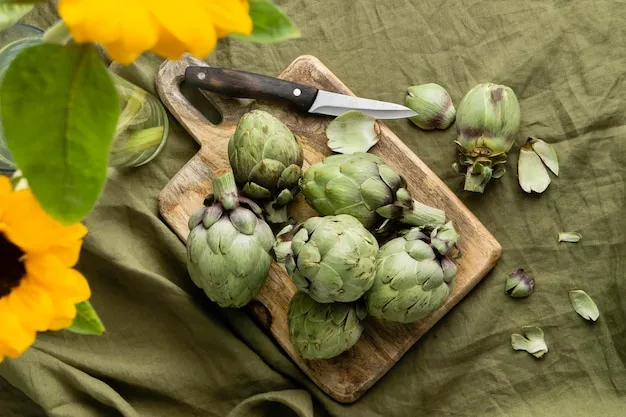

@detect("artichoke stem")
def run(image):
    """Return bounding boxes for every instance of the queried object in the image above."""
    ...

[401,200,446,227]
[212,172,239,209]
[464,166,492,193]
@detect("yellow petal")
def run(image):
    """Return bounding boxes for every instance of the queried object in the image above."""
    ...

[0,300,37,358]
[26,255,91,302]
[204,0,253,37]
[5,277,56,332]
[2,186,87,254]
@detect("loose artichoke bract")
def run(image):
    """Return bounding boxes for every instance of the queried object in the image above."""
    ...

[300,152,446,235]
[288,291,366,360]
[453,83,521,193]
[228,110,304,224]
[366,223,459,323]
[274,214,379,303]
[186,172,275,308]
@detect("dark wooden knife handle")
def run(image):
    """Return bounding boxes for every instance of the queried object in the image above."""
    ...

[184,67,319,112]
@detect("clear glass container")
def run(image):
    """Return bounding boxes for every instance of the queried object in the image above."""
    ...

[0,24,169,172]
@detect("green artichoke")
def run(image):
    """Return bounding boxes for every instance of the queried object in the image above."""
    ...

[365,222,460,323]
[453,83,521,193]
[187,172,275,308]
[300,152,446,235]
[228,110,304,223]
[288,291,366,360]
[274,214,378,303]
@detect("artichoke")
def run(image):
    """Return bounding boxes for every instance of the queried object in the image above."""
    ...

[228,110,304,224]
[405,83,456,130]
[300,152,446,235]
[453,83,521,193]
[274,214,378,303]
[366,222,460,323]
[288,291,366,360]
[187,172,275,308]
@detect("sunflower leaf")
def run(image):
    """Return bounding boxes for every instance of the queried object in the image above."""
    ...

[569,290,599,322]
[232,0,300,43]
[67,301,106,336]
[511,326,548,359]
[0,3,33,30]
[0,43,119,224]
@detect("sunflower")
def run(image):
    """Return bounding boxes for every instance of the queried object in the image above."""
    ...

[0,177,91,363]
[57,0,254,65]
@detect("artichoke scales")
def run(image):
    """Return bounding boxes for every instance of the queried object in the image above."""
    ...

[187,172,275,308]
[300,152,446,235]
[366,222,460,323]
[228,110,304,224]
[288,291,367,360]
[274,214,378,303]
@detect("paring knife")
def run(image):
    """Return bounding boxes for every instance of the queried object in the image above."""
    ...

[184,66,417,120]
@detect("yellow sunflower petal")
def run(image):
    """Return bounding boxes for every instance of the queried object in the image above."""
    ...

[0,300,37,358]
[27,255,91,302]
[2,186,87,255]
[204,0,253,38]
[5,277,56,332]
[0,177,12,219]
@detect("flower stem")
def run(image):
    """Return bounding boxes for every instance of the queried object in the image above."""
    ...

[42,20,72,45]
[212,172,239,210]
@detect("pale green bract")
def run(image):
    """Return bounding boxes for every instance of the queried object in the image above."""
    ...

[228,110,304,224]
[274,215,379,303]
[300,152,446,235]
[288,291,366,360]
[569,290,599,322]
[365,223,459,323]
[187,172,275,308]
[511,326,548,359]
[453,83,521,193]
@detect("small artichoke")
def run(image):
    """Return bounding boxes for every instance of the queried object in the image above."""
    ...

[288,291,366,360]
[405,83,456,130]
[300,152,446,235]
[366,223,460,323]
[187,172,275,308]
[453,83,521,193]
[274,215,378,303]
[228,110,304,223]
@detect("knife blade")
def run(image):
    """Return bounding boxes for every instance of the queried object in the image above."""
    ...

[184,66,417,120]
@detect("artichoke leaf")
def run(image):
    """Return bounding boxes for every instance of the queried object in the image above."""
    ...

[530,137,559,176]
[326,110,381,154]
[569,290,599,322]
[511,326,548,359]
[518,146,551,194]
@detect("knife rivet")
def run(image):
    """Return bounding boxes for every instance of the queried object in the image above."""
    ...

[197,72,206,80]
[293,88,302,97]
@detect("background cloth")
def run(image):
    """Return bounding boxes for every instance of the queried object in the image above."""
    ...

[2,1,626,416]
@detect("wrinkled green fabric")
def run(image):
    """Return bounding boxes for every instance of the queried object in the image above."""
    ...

[2,0,626,416]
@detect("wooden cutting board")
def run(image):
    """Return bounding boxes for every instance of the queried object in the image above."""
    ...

[155,54,501,403]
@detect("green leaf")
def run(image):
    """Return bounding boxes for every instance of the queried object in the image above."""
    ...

[0,43,119,224]
[67,301,105,335]
[232,0,300,43]
[569,290,599,322]
[0,4,33,31]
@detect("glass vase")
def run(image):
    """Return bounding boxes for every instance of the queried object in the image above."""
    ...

[0,24,169,172]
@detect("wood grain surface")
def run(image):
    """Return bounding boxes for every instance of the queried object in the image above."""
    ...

[156,54,501,403]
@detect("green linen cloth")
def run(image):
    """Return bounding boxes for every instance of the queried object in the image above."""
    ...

[2,1,626,416]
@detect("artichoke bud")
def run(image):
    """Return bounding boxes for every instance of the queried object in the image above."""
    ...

[273,215,379,303]
[405,83,456,130]
[186,172,275,308]
[366,225,458,323]
[454,83,521,193]
[430,221,460,256]
[505,268,535,298]
[228,110,304,224]
[288,291,366,360]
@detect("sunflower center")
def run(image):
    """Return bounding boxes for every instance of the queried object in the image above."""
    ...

[0,232,26,297]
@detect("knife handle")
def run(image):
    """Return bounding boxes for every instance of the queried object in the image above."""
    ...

[184,67,319,112]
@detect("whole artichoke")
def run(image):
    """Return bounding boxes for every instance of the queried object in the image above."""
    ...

[274,214,378,303]
[366,222,460,323]
[453,83,521,193]
[300,152,446,235]
[288,291,366,360]
[228,110,304,223]
[187,172,275,308]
